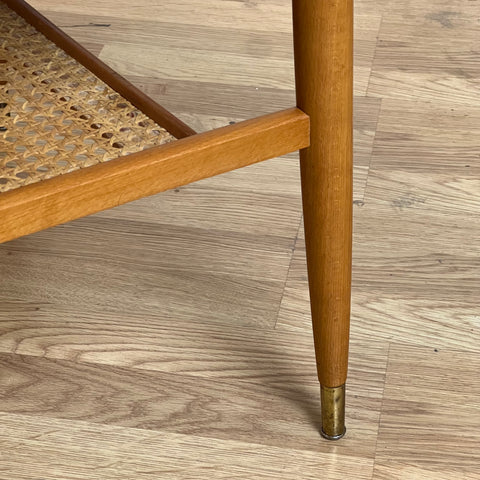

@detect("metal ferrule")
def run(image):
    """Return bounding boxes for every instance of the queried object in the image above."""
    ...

[321,384,346,440]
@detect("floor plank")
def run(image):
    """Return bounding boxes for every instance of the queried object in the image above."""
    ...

[372,344,480,478]
[369,99,480,174]
[1,0,478,477]
[0,413,373,480]
[0,217,293,329]
[368,0,480,105]
[0,352,380,460]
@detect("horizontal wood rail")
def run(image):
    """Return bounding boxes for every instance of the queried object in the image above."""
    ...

[5,0,196,139]
[0,108,310,243]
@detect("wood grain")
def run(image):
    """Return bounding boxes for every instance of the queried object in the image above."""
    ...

[367,1,480,105]
[369,98,480,174]
[0,216,293,329]
[0,298,389,398]
[278,203,480,350]
[0,351,381,459]
[28,0,296,34]
[293,0,353,387]
[27,2,380,202]
[0,413,374,480]
[372,345,480,478]
[1,0,479,476]
[0,108,309,243]
[100,42,294,91]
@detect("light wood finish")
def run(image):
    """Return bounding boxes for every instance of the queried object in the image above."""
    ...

[1,0,479,477]
[0,413,374,480]
[372,345,480,479]
[367,0,480,107]
[0,349,381,458]
[293,0,353,388]
[0,108,309,243]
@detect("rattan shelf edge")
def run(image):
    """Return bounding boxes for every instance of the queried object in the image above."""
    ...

[0,108,309,243]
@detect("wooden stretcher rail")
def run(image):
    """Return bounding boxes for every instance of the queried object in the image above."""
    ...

[0,108,310,243]
[4,0,197,139]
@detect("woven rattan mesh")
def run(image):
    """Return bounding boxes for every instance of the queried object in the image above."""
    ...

[0,3,176,193]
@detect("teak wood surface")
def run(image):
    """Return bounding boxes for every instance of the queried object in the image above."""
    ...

[0,108,309,243]
[293,0,353,388]
[1,0,479,478]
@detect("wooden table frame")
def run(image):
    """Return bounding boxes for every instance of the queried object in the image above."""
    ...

[1,0,352,440]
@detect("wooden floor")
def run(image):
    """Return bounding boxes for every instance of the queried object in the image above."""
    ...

[1,0,479,478]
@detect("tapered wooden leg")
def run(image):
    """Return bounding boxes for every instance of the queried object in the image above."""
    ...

[292,0,353,439]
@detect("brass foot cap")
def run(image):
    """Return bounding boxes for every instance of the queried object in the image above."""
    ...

[320,384,346,441]
[321,427,346,441]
